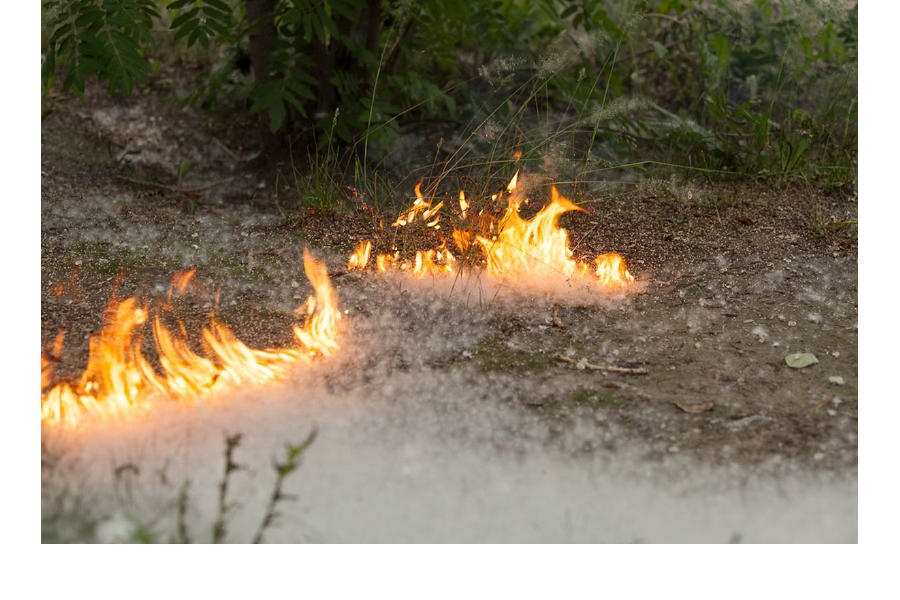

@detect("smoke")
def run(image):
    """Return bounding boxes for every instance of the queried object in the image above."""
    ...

[41,267,857,543]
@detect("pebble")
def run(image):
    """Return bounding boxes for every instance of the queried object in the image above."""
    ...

[828,376,845,385]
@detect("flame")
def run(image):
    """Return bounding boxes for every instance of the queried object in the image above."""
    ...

[166,268,196,302]
[348,240,372,269]
[41,251,341,429]
[354,171,635,288]
[477,186,583,278]
[293,249,342,357]
[392,182,443,229]
[594,253,635,286]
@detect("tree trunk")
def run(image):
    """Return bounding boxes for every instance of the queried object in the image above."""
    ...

[245,0,281,154]
[246,0,277,84]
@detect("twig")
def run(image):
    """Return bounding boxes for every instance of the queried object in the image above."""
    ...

[555,353,648,375]
[116,174,235,195]
[213,137,260,162]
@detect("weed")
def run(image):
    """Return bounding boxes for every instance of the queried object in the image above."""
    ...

[211,432,243,543]
[808,204,858,240]
[253,428,318,544]
[53,430,322,543]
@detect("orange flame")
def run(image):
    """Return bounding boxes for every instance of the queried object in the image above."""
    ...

[355,171,635,287]
[166,268,196,302]
[41,251,341,429]
[478,186,583,278]
[348,240,372,270]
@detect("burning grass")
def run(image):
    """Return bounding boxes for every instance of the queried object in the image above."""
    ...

[347,172,636,292]
[41,250,341,429]
[40,172,641,429]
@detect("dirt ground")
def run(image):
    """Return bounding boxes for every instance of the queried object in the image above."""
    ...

[41,74,858,482]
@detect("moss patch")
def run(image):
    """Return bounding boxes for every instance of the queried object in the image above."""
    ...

[568,387,627,408]
[66,241,153,277]
[474,337,551,374]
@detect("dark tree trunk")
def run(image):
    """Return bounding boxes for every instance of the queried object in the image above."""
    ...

[246,0,277,84]
[245,0,281,154]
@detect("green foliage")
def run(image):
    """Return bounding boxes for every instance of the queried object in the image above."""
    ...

[168,0,237,49]
[41,0,857,188]
[42,0,160,94]
[549,0,858,183]
[249,38,317,131]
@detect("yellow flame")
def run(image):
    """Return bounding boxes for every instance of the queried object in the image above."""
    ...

[348,240,372,270]
[356,172,635,287]
[293,249,342,357]
[594,253,635,286]
[41,251,341,429]
[459,191,468,220]
[478,186,583,278]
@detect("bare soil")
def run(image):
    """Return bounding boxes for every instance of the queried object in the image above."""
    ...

[41,74,858,477]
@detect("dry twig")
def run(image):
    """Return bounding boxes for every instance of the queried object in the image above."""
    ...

[555,353,648,375]
[116,174,235,195]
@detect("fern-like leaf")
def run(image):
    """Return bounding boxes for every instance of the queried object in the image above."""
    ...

[42,0,160,95]
[167,0,235,50]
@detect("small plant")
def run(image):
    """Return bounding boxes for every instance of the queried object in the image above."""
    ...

[211,432,243,543]
[253,428,318,543]
[169,430,319,544]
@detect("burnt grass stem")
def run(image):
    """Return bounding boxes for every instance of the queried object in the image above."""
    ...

[252,428,318,544]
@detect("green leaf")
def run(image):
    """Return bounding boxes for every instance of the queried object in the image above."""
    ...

[651,41,668,58]
[785,353,819,369]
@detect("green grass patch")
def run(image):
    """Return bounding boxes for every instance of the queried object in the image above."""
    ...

[568,387,627,408]
[474,337,551,374]
[66,241,151,277]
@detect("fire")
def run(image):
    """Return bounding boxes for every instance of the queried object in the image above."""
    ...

[478,186,583,279]
[166,268,196,302]
[348,240,372,270]
[41,250,341,429]
[348,171,635,288]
